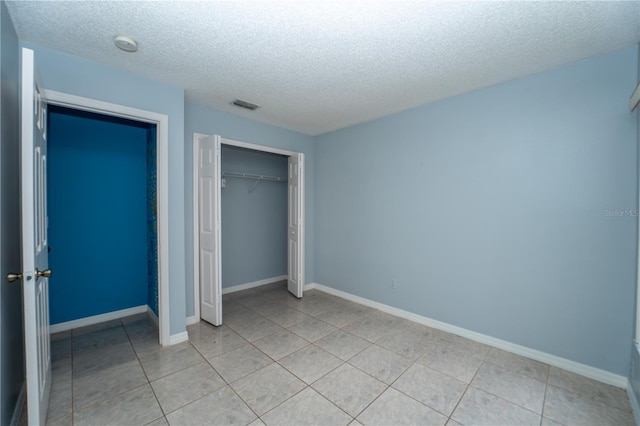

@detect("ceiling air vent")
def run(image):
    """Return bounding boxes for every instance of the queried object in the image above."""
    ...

[231,99,260,111]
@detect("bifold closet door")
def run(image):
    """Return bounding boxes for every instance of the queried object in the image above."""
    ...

[198,134,222,326]
[287,153,305,298]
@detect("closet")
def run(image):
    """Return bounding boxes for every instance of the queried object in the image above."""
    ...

[220,146,289,290]
[47,105,158,326]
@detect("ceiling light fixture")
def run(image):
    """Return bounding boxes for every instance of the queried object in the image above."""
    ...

[114,35,138,52]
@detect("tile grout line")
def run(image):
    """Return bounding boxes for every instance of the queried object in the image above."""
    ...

[539,358,551,426]
[51,287,634,425]
[261,384,354,425]
[191,320,304,424]
[69,320,161,423]
[231,291,369,423]
[389,358,461,421]
[240,288,482,422]
[121,317,166,424]
[445,354,488,425]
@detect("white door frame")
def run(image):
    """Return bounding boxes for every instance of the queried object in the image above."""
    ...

[192,133,305,321]
[43,90,171,346]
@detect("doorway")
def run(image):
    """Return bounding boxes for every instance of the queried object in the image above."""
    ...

[192,134,306,325]
[47,105,158,327]
[43,90,170,345]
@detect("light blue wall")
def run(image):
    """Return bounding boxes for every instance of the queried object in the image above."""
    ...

[184,103,314,317]
[16,34,638,379]
[22,42,187,335]
[48,108,150,324]
[315,47,638,376]
[0,1,24,423]
[221,146,288,288]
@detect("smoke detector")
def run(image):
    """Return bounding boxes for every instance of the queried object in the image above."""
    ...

[114,35,138,52]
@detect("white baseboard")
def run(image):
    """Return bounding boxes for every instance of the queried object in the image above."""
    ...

[186,276,287,326]
[627,379,640,426]
[168,331,189,346]
[147,306,159,327]
[49,305,148,334]
[186,315,200,326]
[309,282,628,389]
[9,383,25,426]
[222,275,287,295]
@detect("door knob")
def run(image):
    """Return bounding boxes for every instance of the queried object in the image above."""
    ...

[6,273,23,283]
[35,269,52,279]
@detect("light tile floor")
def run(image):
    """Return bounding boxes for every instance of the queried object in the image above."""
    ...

[42,282,634,426]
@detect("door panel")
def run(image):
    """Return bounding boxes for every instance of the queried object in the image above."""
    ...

[21,47,51,426]
[197,135,222,326]
[287,153,304,298]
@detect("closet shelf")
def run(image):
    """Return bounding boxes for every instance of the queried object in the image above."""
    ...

[221,171,288,193]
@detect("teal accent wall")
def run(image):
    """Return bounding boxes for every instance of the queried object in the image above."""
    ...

[48,106,156,324]
[147,129,158,315]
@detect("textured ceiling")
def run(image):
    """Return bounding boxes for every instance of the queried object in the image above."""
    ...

[6,1,640,136]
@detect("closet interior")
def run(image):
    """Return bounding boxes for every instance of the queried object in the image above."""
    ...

[220,145,289,291]
[47,105,158,327]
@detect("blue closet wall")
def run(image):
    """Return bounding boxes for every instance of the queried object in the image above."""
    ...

[221,146,288,288]
[48,106,156,324]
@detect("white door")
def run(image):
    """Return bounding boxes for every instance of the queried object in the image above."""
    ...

[20,47,51,426]
[197,134,222,326]
[287,153,305,298]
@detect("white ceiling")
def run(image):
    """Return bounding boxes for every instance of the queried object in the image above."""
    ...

[6,1,640,136]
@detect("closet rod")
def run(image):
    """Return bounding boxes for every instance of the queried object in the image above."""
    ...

[221,171,287,182]
[221,171,288,193]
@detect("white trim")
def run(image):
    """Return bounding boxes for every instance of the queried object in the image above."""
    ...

[9,384,25,426]
[630,82,640,112]
[186,315,200,326]
[309,282,628,388]
[637,74,640,347]
[192,134,201,322]
[43,89,171,347]
[223,275,288,295]
[628,343,640,426]
[637,109,640,344]
[169,331,189,345]
[215,134,297,157]
[627,378,640,426]
[44,90,163,124]
[49,305,147,334]
[147,306,159,328]
[156,105,170,348]
[297,153,305,297]
[192,133,306,323]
